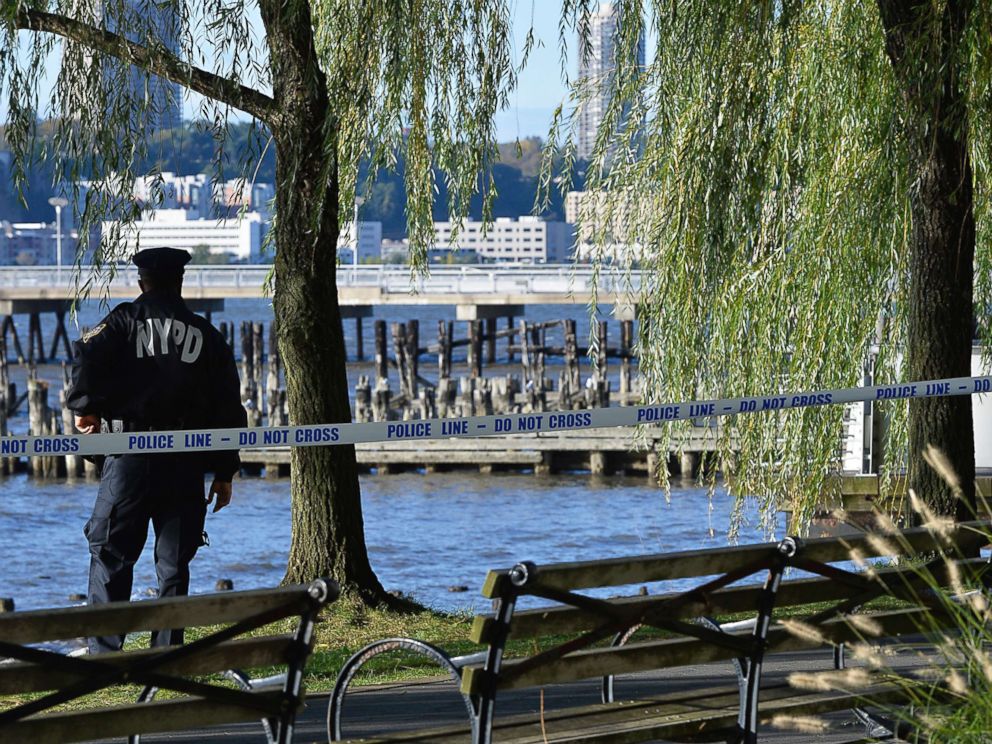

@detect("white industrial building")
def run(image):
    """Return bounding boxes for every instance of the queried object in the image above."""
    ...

[129,173,275,217]
[433,216,573,263]
[565,190,646,265]
[104,209,267,262]
[337,221,383,265]
[0,221,78,266]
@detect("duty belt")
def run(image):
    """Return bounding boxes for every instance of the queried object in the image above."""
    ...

[121,421,186,433]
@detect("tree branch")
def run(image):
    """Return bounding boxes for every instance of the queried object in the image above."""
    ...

[17,8,276,124]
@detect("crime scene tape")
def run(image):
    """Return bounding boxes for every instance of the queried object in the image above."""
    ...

[5,375,992,459]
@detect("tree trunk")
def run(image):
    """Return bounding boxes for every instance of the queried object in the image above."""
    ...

[878,0,976,519]
[262,0,392,604]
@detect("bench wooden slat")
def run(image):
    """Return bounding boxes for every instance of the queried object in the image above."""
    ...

[344,681,907,743]
[0,691,287,744]
[479,521,990,597]
[0,585,314,644]
[461,606,935,694]
[0,634,294,694]
[470,557,988,643]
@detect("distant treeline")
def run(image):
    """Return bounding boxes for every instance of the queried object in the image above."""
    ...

[0,123,580,239]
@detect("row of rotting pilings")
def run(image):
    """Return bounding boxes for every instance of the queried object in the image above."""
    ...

[0,361,98,479]
[352,317,638,422]
[2,315,641,478]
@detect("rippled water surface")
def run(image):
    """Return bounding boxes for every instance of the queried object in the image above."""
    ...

[1,472,782,612]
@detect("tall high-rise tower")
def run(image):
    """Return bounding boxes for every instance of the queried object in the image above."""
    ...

[106,0,183,131]
[576,3,644,160]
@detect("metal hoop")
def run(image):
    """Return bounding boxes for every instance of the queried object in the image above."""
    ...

[327,637,476,741]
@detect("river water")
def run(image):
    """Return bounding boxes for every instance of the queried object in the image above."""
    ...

[2,471,780,613]
[2,294,784,614]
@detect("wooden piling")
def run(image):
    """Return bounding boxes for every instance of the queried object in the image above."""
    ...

[61,363,80,479]
[355,375,372,422]
[355,316,365,361]
[561,320,581,409]
[620,319,633,403]
[374,320,388,385]
[0,326,8,416]
[437,320,452,380]
[468,321,482,379]
[485,318,497,364]
[373,320,391,421]
[0,381,7,476]
[240,322,254,424]
[252,322,264,427]
[60,388,79,478]
[27,377,48,476]
[532,323,546,389]
[505,316,515,363]
[266,322,283,426]
[436,378,453,417]
[406,320,419,398]
[28,313,46,364]
[392,322,411,401]
[589,320,610,409]
[518,319,532,386]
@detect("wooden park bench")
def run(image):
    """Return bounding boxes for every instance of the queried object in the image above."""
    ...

[328,521,990,743]
[0,578,338,743]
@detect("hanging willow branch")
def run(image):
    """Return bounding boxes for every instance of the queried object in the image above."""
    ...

[545,0,992,533]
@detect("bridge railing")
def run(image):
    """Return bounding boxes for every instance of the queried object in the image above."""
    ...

[0,265,643,295]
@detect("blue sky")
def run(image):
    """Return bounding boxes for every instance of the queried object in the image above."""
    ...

[6,2,577,142]
[495,2,576,141]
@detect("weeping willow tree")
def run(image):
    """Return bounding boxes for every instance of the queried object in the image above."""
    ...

[1,0,519,603]
[547,1,992,529]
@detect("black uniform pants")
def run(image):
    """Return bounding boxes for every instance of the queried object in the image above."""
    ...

[85,453,207,653]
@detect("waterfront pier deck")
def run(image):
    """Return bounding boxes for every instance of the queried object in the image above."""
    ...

[239,426,724,478]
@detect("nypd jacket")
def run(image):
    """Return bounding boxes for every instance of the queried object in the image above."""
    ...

[66,290,247,481]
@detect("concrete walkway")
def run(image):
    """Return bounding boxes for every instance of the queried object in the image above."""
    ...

[130,645,924,743]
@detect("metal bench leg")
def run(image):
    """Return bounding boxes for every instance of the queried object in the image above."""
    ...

[472,563,526,744]
[736,537,797,744]
[275,579,333,744]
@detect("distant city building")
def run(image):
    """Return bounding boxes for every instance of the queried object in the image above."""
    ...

[576,3,645,160]
[82,172,276,223]
[104,209,267,262]
[131,173,211,215]
[566,190,645,265]
[105,1,183,130]
[380,238,410,263]
[433,216,573,263]
[381,238,479,264]
[337,221,383,264]
[213,178,276,216]
[0,221,78,266]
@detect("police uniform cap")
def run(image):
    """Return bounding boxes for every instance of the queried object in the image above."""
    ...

[133,247,191,278]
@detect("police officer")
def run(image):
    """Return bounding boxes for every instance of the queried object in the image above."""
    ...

[67,247,247,652]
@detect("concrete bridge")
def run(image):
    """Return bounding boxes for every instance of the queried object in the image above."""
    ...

[0,265,643,319]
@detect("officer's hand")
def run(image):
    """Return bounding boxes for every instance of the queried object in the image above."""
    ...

[74,414,101,434]
[208,480,233,513]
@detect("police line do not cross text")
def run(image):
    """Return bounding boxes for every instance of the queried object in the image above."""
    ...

[5,375,992,459]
